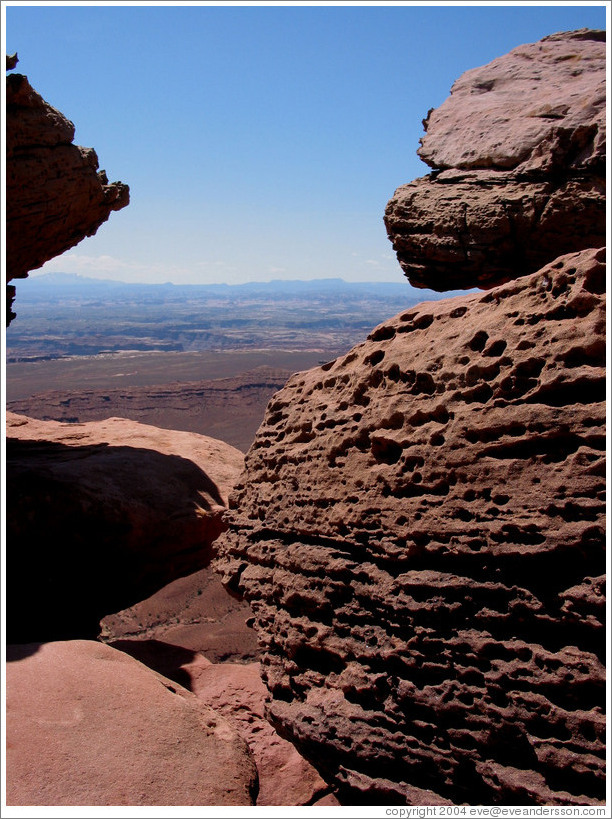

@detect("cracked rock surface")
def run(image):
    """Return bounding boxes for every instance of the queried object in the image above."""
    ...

[384,30,605,291]
[216,247,606,805]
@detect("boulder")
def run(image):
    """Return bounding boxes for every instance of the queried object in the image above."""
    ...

[165,655,339,806]
[99,641,338,804]
[216,247,606,805]
[5,640,257,806]
[384,30,605,291]
[5,59,129,324]
[6,414,244,642]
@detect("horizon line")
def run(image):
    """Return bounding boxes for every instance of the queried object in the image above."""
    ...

[26,271,413,288]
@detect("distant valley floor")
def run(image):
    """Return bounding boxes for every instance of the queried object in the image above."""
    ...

[6,351,329,452]
[6,276,453,450]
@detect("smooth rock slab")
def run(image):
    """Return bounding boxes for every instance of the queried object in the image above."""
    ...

[102,643,338,805]
[5,640,257,806]
[216,248,606,805]
[183,658,339,806]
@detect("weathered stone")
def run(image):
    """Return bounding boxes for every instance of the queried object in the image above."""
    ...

[216,247,606,805]
[385,169,605,291]
[5,68,129,324]
[384,30,605,291]
[5,640,257,806]
[6,414,244,642]
[183,658,339,806]
[103,640,338,805]
[418,29,605,174]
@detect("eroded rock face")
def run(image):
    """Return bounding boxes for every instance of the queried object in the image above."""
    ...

[5,61,129,324]
[6,414,244,643]
[216,247,606,805]
[5,640,257,806]
[384,30,606,291]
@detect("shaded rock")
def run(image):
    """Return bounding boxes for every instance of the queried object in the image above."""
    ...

[384,30,605,291]
[6,413,244,643]
[101,564,260,663]
[5,67,129,324]
[5,640,257,806]
[155,653,339,806]
[216,247,606,805]
[104,640,339,804]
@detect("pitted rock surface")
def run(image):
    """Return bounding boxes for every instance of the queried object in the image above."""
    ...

[216,248,606,805]
[6,63,129,324]
[5,640,257,806]
[384,30,605,291]
[6,414,244,643]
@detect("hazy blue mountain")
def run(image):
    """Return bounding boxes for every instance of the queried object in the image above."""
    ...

[8,271,474,361]
[17,272,457,303]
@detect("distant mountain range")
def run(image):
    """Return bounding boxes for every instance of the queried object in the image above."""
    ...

[7,270,475,364]
[18,272,459,302]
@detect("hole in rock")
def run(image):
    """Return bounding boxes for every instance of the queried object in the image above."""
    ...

[484,339,508,357]
[369,325,396,342]
[366,349,386,367]
[469,331,489,352]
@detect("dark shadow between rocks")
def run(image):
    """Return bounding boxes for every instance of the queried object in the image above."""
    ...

[6,643,42,662]
[5,437,228,644]
[108,639,199,692]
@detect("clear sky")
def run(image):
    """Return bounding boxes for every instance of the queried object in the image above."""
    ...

[3,1,608,285]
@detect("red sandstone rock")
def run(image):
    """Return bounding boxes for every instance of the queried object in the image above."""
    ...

[216,248,606,805]
[100,564,259,663]
[184,659,339,806]
[5,640,257,806]
[5,61,129,324]
[384,30,605,291]
[102,641,337,805]
[418,29,605,174]
[6,414,244,643]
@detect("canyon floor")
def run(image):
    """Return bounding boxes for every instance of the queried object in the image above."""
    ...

[6,275,451,451]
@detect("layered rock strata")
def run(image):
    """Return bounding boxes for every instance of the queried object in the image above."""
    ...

[6,414,244,643]
[6,57,129,324]
[216,247,606,805]
[384,30,605,291]
[5,640,257,806]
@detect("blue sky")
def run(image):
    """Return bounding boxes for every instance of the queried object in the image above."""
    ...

[4,2,608,285]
